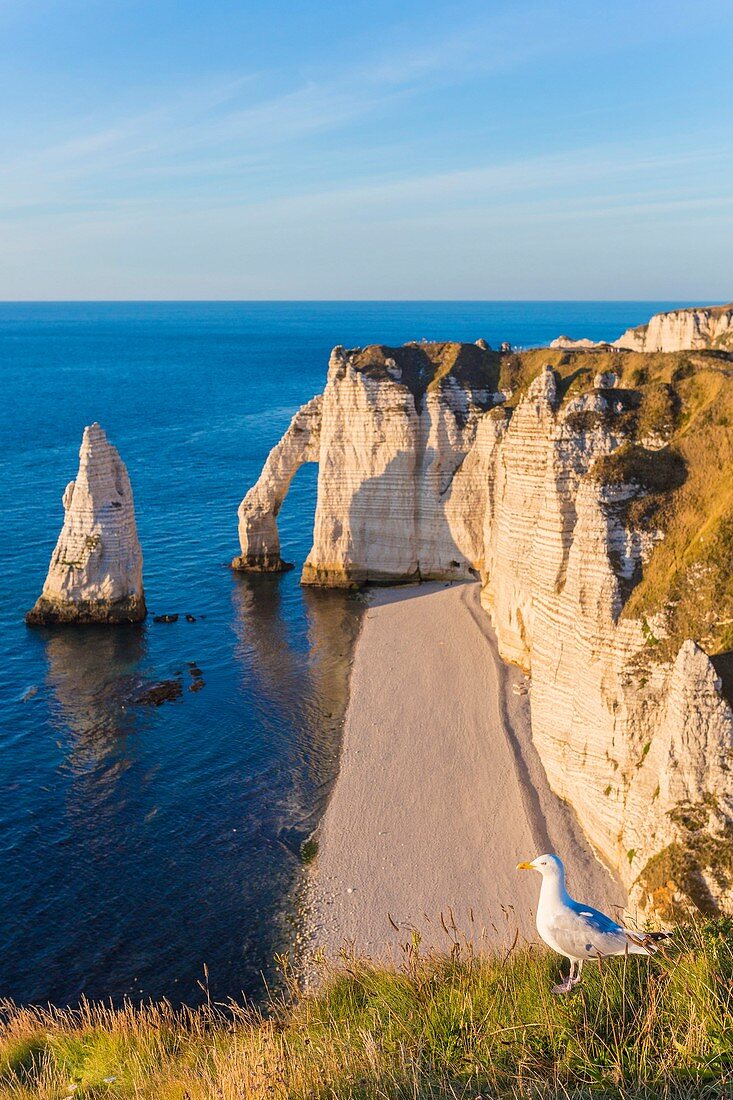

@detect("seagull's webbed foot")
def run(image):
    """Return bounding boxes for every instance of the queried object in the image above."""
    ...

[570,960,584,987]
[551,977,574,995]
[552,960,582,995]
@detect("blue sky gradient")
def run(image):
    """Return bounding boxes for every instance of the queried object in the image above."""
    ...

[1,0,732,299]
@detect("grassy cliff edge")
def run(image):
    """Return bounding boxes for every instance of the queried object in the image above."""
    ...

[1,924,731,1098]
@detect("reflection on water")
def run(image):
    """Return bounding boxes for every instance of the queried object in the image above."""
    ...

[45,626,147,764]
[0,575,363,1007]
[42,626,162,870]
[231,575,364,852]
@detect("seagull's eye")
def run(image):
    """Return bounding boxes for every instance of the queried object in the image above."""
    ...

[541,861,546,866]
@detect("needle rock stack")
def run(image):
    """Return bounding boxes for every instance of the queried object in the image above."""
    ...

[27,423,146,625]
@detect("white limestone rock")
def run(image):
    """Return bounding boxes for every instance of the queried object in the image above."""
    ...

[476,376,733,915]
[236,343,498,586]
[27,424,146,625]
[614,303,733,352]
[551,302,733,354]
[234,345,733,915]
[549,335,605,349]
[233,395,322,571]
[301,344,497,585]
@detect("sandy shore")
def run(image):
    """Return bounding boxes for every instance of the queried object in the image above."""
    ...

[306,581,625,962]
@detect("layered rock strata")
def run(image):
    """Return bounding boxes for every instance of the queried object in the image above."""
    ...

[551,302,733,353]
[26,424,146,625]
[238,344,733,915]
[615,303,733,352]
[478,370,733,916]
[235,343,499,584]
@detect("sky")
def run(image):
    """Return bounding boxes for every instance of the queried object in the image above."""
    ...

[1,0,732,300]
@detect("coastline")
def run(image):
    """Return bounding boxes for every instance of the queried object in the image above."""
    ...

[305,581,625,963]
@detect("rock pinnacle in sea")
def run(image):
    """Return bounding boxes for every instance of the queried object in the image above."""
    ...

[26,423,146,625]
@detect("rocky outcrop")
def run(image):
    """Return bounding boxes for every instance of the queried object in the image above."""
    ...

[237,343,733,916]
[551,302,733,353]
[235,343,499,585]
[233,395,322,571]
[549,335,606,350]
[303,344,500,586]
[476,372,733,916]
[614,303,733,352]
[26,424,146,625]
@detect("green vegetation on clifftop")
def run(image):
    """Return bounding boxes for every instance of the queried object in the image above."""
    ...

[1,926,731,1099]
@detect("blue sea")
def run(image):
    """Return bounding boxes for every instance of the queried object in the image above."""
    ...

[0,301,690,1007]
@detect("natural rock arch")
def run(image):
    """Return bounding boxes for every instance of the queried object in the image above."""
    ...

[232,343,500,584]
[232,395,323,572]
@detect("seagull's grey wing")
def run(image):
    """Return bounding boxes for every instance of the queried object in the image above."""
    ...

[545,904,629,959]
[567,899,655,956]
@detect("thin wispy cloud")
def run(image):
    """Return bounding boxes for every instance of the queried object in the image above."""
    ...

[0,0,731,297]
[0,7,571,215]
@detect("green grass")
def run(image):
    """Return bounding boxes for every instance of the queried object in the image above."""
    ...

[1,922,731,1098]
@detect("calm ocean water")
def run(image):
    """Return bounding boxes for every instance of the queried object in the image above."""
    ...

[0,301,689,1006]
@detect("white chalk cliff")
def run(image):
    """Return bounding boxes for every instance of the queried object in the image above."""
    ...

[478,370,733,917]
[237,344,733,917]
[27,423,146,625]
[234,395,323,571]
[551,301,733,353]
[234,343,498,583]
[614,303,733,352]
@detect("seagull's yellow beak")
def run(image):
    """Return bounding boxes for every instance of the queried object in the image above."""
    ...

[516,861,534,870]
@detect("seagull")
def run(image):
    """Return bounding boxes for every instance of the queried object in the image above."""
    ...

[517,853,670,994]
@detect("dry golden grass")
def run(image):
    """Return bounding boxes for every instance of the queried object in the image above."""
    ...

[500,348,733,658]
[0,923,731,1099]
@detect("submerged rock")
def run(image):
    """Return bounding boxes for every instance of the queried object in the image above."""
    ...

[26,424,146,625]
[133,678,183,706]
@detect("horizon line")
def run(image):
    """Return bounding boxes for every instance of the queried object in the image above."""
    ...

[0,297,723,305]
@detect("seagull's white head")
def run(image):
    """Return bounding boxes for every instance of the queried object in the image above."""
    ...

[516,853,564,878]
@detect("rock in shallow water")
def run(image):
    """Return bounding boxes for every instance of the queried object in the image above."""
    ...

[133,679,183,706]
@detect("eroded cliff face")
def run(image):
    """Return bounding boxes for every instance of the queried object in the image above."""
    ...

[551,302,733,353]
[615,304,733,352]
[237,344,733,917]
[235,342,500,585]
[233,395,323,572]
[477,370,733,917]
[27,423,146,625]
[303,344,501,585]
